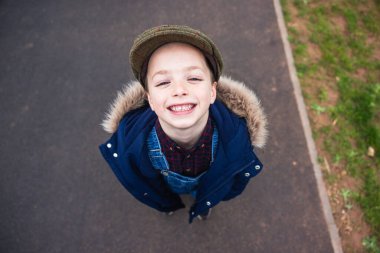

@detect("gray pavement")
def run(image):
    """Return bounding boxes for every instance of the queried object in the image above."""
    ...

[0,0,339,252]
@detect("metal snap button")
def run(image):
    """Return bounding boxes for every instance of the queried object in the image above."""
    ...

[255,165,261,170]
[113,153,118,158]
[107,143,112,148]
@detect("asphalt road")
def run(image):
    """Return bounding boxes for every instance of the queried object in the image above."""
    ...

[0,0,336,252]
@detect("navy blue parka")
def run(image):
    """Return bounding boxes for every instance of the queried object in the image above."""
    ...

[99,76,267,223]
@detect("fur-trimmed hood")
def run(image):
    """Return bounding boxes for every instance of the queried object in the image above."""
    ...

[101,75,268,148]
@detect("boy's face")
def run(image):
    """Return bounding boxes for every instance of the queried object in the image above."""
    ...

[146,42,217,133]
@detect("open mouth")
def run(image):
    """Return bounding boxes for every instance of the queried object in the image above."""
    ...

[168,104,196,112]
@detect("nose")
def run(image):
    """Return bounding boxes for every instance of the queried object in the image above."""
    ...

[171,81,188,97]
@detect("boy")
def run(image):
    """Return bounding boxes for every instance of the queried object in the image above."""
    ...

[99,25,267,223]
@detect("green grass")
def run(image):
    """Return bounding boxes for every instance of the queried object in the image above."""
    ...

[281,0,380,251]
[363,235,380,253]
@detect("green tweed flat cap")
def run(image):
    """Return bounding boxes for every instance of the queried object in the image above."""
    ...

[129,24,223,87]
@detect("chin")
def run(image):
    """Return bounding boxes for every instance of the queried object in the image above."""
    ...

[169,119,198,130]
[160,110,209,130]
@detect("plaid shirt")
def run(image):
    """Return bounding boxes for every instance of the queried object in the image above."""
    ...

[155,117,213,177]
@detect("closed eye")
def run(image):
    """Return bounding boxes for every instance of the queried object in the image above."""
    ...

[189,78,202,81]
[156,81,170,87]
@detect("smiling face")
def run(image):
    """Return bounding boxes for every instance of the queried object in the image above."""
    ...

[146,42,217,137]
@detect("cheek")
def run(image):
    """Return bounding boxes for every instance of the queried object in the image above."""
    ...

[201,88,216,103]
[197,93,211,106]
[150,96,166,111]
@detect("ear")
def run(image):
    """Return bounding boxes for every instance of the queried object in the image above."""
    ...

[146,91,155,111]
[210,81,217,104]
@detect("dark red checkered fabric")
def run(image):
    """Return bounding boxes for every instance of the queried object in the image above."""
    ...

[155,117,213,177]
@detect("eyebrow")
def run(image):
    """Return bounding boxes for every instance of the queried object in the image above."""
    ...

[151,66,205,79]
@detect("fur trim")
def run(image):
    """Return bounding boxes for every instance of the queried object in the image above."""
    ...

[217,76,267,148]
[101,75,268,148]
[101,80,147,133]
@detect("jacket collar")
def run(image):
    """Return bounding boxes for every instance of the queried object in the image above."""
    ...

[101,75,267,148]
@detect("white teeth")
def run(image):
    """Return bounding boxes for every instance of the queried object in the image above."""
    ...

[170,104,194,112]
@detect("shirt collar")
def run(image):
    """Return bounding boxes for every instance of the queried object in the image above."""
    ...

[155,116,213,153]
